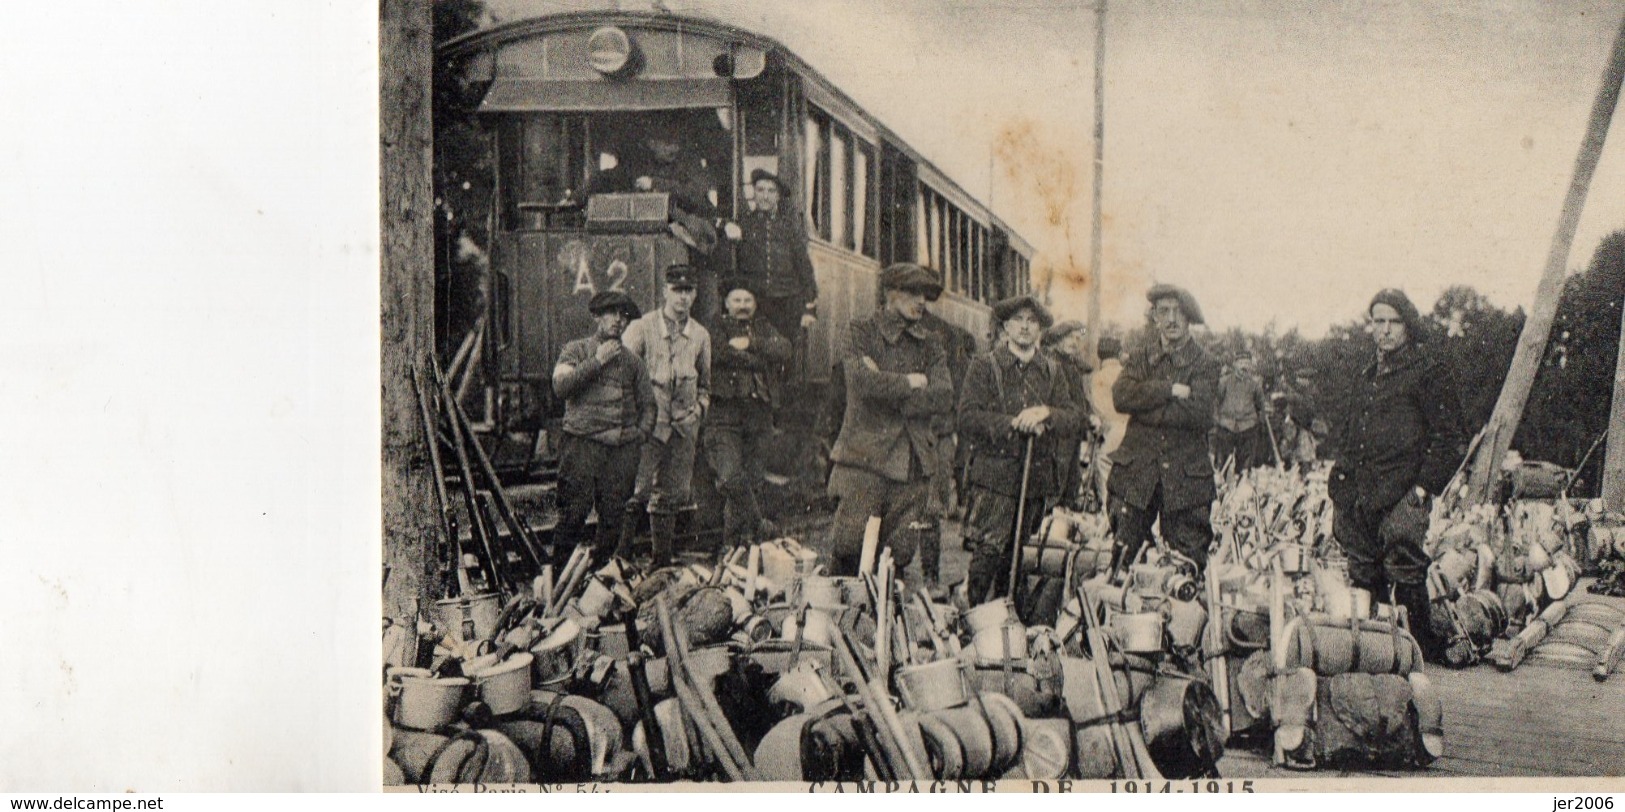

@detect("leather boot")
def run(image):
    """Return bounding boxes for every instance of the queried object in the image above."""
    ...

[650,512,676,569]
[1394,580,1442,662]
[614,504,643,561]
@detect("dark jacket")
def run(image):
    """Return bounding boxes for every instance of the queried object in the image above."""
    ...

[1107,336,1221,512]
[918,309,978,436]
[958,344,1085,498]
[829,309,953,482]
[708,313,792,408]
[734,206,817,305]
[1329,342,1466,513]
[552,336,657,446]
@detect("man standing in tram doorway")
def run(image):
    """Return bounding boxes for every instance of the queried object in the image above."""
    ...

[704,284,792,555]
[823,263,952,577]
[1107,284,1221,574]
[621,265,712,567]
[1330,289,1465,662]
[959,297,1086,604]
[730,169,819,352]
[550,291,656,566]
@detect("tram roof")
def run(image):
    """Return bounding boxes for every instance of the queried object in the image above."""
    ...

[440,10,1034,259]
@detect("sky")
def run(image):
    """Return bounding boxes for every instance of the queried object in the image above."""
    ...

[488,0,1625,336]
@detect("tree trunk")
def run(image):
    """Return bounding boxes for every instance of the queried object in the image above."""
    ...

[380,0,439,623]
[1467,12,1625,504]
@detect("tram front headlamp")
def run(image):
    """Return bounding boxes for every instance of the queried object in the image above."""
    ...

[587,26,633,76]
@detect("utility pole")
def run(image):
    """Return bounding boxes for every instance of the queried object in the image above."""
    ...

[381,0,440,623]
[1604,303,1625,512]
[1467,11,1625,504]
[1087,0,1106,365]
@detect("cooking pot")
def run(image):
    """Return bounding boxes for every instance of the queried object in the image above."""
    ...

[387,666,469,731]
[1110,611,1165,654]
[896,658,969,712]
[800,576,844,610]
[471,652,535,716]
[782,608,837,648]
[530,618,584,688]
[430,593,502,645]
[1137,674,1225,778]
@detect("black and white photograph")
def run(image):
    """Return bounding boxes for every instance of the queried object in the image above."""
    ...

[374,0,1625,791]
[5,0,1625,798]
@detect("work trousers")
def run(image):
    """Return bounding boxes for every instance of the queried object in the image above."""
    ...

[1213,424,1263,471]
[1110,485,1214,573]
[633,429,698,515]
[963,485,1049,605]
[703,399,773,548]
[1333,495,1430,594]
[915,432,957,583]
[555,434,642,564]
[824,465,929,576]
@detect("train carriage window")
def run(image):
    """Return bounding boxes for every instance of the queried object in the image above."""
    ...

[854,141,875,257]
[804,109,832,240]
[923,188,936,267]
[830,128,849,249]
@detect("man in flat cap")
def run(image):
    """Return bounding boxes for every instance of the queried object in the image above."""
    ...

[703,284,792,553]
[959,295,1086,603]
[621,265,713,566]
[552,291,657,565]
[1331,288,1465,661]
[824,263,953,576]
[1108,284,1222,573]
[730,169,819,348]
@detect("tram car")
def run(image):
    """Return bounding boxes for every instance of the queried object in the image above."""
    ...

[435,10,1036,476]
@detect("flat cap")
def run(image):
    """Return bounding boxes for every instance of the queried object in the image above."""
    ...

[880,263,943,300]
[1146,283,1205,325]
[663,264,698,288]
[992,294,1054,329]
[748,168,786,190]
[1042,319,1086,347]
[586,290,640,320]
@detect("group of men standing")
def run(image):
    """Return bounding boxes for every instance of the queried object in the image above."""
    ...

[550,169,817,570]
[543,173,1468,661]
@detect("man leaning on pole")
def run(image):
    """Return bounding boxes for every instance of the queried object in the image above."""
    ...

[959,295,1085,604]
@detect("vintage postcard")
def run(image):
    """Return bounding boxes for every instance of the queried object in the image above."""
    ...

[379,0,1625,793]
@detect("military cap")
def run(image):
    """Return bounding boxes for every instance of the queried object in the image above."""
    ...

[1042,319,1086,347]
[749,168,787,191]
[664,264,698,289]
[880,263,944,300]
[992,294,1054,329]
[1146,283,1205,325]
[586,290,640,320]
